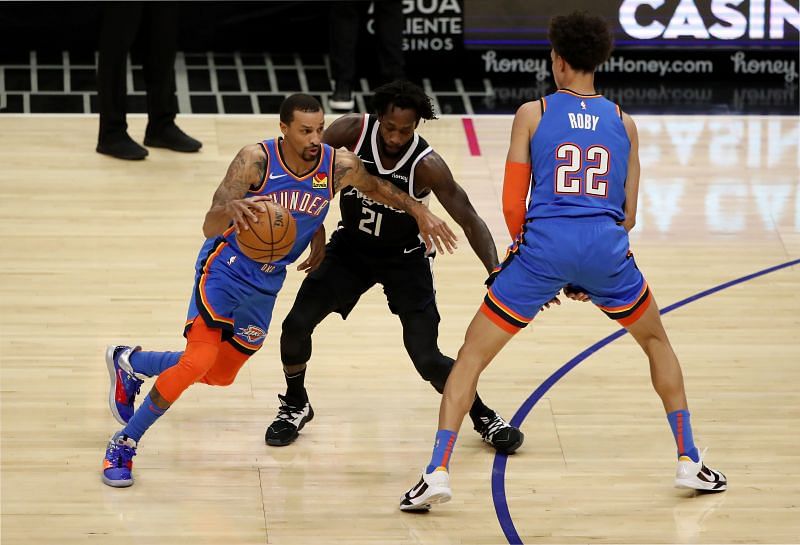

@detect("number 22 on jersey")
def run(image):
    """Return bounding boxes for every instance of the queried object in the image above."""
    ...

[554,143,610,198]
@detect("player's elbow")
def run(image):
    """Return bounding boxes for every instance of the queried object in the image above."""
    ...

[502,204,523,223]
[202,216,221,239]
[336,149,359,173]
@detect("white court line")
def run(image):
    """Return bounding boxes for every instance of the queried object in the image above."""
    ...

[455,78,474,115]
[175,52,192,114]
[63,51,71,93]
[265,53,279,93]
[234,52,249,92]
[0,65,6,110]
[30,51,38,93]
[294,53,309,93]
[207,52,224,114]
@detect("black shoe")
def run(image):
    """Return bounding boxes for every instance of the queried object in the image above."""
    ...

[329,82,354,111]
[474,411,524,454]
[144,124,202,153]
[265,394,314,446]
[96,133,148,160]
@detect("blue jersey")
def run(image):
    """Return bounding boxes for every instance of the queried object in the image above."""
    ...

[528,90,630,222]
[224,138,335,269]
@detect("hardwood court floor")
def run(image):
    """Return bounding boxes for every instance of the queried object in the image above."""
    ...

[0,114,798,545]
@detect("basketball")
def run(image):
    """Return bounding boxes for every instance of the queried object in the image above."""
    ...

[236,201,297,263]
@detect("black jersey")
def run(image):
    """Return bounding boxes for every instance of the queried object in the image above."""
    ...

[338,114,434,250]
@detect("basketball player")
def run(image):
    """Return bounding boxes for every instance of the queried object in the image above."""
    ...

[265,80,525,454]
[101,94,457,487]
[399,13,727,511]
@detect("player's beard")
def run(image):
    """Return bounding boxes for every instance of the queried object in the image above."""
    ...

[302,145,319,161]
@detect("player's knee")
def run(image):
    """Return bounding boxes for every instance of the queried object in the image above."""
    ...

[455,344,491,369]
[203,373,237,387]
[280,315,313,366]
[410,352,451,391]
[281,309,315,338]
[180,353,217,382]
[155,356,214,403]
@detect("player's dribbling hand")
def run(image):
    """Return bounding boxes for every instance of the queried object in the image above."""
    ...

[297,225,326,274]
[563,285,590,302]
[225,196,269,234]
[415,208,457,254]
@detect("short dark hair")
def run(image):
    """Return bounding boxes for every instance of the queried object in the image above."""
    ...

[548,12,613,73]
[371,80,437,121]
[280,93,322,124]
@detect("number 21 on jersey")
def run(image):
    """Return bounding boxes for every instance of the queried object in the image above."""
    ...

[358,206,383,236]
[554,143,610,198]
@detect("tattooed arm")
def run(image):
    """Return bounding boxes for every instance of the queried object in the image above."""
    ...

[332,148,458,254]
[203,144,269,238]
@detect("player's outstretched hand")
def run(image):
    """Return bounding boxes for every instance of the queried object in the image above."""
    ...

[297,224,326,274]
[563,285,590,302]
[415,208,457,254]
[540,294,561,312]
[225,196,269,234]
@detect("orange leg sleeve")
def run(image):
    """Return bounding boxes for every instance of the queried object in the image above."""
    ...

[154,316,222,403]
[199,342,250,387]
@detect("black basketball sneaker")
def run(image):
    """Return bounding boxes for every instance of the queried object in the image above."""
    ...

[474,411,525,454]
[265,394,314,446]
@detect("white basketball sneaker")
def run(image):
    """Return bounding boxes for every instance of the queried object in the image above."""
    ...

[399,468,452,511]
[674,449,727,492]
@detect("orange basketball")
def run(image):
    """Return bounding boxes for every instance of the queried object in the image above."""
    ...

[236,201,297,263]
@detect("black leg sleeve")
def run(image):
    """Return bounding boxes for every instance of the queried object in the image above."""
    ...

[280,276,342,367]
[400,303,494,426]
[97,2,144,141]
[399,303,453,393]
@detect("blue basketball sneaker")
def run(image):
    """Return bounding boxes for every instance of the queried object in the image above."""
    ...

[105,345,144,424]
[102,431,138,487]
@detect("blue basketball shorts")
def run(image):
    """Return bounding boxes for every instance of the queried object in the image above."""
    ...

[184,237,286,355]
[481,217,651,334]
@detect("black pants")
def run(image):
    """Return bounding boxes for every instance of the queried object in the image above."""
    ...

[280,229,452,392]
[328,0,405,85]
[97,2,179,141]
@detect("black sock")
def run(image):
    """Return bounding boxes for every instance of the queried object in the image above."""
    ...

[468,393,493,427]
[284,366,308,403]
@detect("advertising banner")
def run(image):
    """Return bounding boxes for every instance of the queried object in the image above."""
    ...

[469,47,798,81]
[464,0,799,49]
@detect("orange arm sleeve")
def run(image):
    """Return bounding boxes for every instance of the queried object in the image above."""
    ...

[502,161,531,239]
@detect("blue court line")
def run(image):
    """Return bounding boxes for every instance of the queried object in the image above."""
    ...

[491,258,800,545]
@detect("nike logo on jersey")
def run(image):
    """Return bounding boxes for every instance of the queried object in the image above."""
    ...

[403,246,421,254]
[567,113,599,131]
[269,172,288,180]
[360,159,375,164]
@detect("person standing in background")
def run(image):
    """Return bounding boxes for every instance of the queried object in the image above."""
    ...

[328,1,405,111]
[96,2,202,160]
